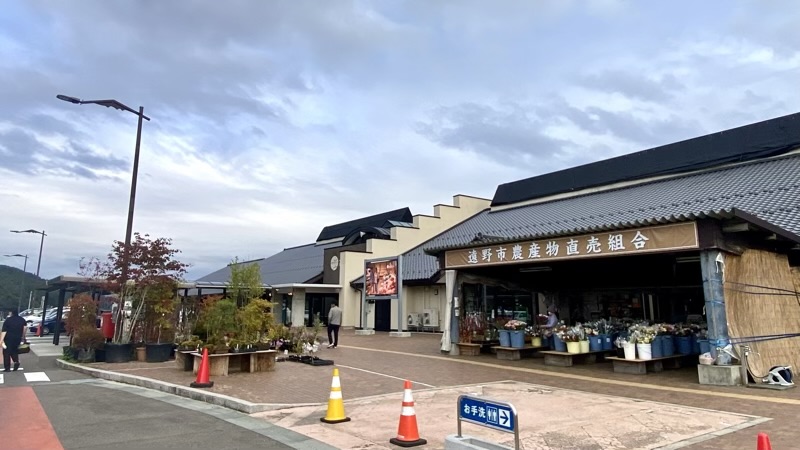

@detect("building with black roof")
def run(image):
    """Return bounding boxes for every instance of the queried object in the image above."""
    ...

[415,113,800,381]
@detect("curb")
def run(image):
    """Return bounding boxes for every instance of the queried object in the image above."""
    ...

[55,358,320,414]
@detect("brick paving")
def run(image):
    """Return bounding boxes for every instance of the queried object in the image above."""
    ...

[82,332,799,449]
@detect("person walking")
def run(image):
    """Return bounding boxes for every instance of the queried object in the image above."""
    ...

[2,310,27,372]
[327,303,343,348]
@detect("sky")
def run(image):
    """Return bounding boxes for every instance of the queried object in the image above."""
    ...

[1,0,798,281]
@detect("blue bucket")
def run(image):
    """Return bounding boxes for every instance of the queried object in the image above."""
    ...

[588,336,603,352]
[553,335,567,352]
[601,334,613,351]
[651,335,664,358]
[676,336,692,355]
[698,339,711,354]
[499,330,511,347]
[510,330,525,348]
[661,335,675,357]
[690,335,699,354]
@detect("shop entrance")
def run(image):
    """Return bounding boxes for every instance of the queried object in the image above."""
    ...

[374,299,391,331]
[305,293,338,326]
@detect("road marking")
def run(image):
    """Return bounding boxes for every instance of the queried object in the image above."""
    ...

[342,345,800,406]
[336,364,436,388]
[24,372,50,382]
[0,374,3,384]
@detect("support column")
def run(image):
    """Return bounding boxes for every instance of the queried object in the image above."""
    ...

[390,256,410,337]
[53,288,67,345]
[442,270,459,354]
[700,250,730,360]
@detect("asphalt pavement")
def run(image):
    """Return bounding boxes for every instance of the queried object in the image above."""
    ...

[0,336,334,450]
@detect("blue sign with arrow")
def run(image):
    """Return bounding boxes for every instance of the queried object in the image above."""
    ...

[457,395,516,434]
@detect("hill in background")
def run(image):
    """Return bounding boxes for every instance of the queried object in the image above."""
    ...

[0,264,47,312]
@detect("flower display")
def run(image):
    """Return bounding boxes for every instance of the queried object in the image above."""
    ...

[504,319,527,330]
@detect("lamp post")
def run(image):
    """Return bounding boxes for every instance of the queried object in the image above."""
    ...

[3,253,28,313]
[10,229,45,277]
[56,94,151,285]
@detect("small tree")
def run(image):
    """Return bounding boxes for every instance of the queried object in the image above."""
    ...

[227,257,264,307]
[82,233,189,344]
[65,293,98,339]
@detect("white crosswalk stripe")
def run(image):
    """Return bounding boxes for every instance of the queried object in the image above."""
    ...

[24,372,50,382]
[0,374,4,384]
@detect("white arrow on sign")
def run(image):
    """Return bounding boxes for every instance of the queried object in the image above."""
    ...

[499,409,510,427]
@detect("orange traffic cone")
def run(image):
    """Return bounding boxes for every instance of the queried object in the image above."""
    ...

[190,348,214,388]
[757,432,772,450]
[389,380,427,447]
[320,368,351,423]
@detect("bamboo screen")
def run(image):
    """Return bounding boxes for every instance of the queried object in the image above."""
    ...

[724,249,800,380]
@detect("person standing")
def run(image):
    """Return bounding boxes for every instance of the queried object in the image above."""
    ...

[327,303,343,348]
[2,310,27,372]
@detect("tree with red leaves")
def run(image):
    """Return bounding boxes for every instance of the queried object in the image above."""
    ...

[80,233,189,344]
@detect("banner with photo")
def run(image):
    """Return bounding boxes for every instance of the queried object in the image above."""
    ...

[365,257,399,299]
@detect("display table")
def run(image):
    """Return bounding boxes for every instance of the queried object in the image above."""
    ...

[191,350,277,376]
[606,355,683,374]
[540,350,613,367]
[491,345,546,361]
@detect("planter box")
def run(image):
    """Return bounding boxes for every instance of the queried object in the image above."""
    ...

[146,343,173,362]
[456,343,481,356]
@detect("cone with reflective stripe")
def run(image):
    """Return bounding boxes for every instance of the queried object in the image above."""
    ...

[320,368,351,423]
[389,380,427,447]
[190,348,214,388]
[757,432,772,450]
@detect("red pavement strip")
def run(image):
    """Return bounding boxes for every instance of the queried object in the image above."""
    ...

[0,386,65,450]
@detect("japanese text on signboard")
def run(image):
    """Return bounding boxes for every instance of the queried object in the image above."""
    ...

[445,222,698,269]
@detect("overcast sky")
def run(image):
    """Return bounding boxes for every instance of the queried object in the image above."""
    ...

[1,1,798,280]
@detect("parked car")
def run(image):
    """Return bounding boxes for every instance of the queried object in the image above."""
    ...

[29,308,69,335]
[22,309,44,326]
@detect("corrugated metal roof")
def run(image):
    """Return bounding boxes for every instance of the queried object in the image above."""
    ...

[196,241,340,286]
[423,153,800,253]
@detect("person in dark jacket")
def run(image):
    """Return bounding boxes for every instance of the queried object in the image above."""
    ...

[2,310,27,372]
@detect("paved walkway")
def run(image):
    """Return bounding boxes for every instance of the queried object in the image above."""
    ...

[65,332,798,449]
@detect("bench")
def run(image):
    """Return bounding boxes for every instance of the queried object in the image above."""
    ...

[606,355,684,375]
[540,350,613,367]
[491,345,546,361]
[191,350,277,376]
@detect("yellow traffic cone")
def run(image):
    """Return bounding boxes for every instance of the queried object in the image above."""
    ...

[320,367,351,424]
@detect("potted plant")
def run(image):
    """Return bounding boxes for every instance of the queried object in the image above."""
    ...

[72,325,105,363]
[78,234,188,363]
[145,294,178,362]
[456,312,482,356]
[504,320,527,349]
[563,330,581,354]
[64,293,99,361]
[525,326,542,348]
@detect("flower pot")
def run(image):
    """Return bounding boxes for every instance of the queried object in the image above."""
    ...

[457,343,481,356]
[651,336,664,358]
[530,337,542,348]
[698,339,711,354]
[566,341,581,354]
[77,348,96,363]
[636,343,652,360]
[510,330,525,348]
[676,336,692,355]
[553,335,567,352]
[145,343,173,362]
[104,343,133,363]
[499,330,511,347]
[623,342,636,360]
[579,340,590,353]
[589,336,603,352]
[601,334,613,351]
[662,335,675,357]
[136,346,147,362]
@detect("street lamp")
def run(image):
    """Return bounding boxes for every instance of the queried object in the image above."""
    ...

[3,254,28,313]
[56,94,151,284]
[10,229,45,277]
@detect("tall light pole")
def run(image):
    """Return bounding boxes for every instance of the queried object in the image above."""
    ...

[56,94,151,285]
[3,253,28,313]
[10,229,46,277]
